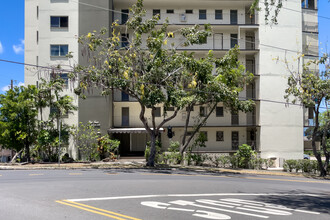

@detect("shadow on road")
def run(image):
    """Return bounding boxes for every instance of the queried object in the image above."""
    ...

[256,190,330,214]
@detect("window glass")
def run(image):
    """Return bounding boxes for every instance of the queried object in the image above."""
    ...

[60,17,68,27]
[199,10,207,20]
[167,9,174,14]
[216,131,224,141]
[51,45,60,56]
[121,9,129,24]
[51,45,68,56]
[185,9,193,14]
[155,107,161,117]
[59,45,68,56]
[51,16,68,28]
[153,9,161,18]
[122,91,129,101]
[215,10,223,20]
[230,34,238,48]
[216,107,224,117]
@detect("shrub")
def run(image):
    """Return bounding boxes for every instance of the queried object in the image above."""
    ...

[229,155,239,169]
[145,140,162,163]
[283,160,298,172]
[162,141,182,165]
[235,144,256,168]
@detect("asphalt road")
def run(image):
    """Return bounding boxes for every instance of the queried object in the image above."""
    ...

[0,169,329,220]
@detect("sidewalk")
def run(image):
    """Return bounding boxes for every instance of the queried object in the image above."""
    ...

[0,159,328,179]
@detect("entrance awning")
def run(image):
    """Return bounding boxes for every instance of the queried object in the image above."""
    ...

[108,128,164,134]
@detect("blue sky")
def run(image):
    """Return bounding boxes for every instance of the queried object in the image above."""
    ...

[0,0,329,94]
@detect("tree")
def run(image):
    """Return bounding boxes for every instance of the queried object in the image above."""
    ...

[179,48,254,155]
[285,54,330,176]
[72,0,253,166]
[34,73,77,161]
[0,86,39,162]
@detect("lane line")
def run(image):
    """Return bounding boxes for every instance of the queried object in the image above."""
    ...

[68,193,322,202]
[29,174,44,176]
[69,173,82,175]
[139,173,330,184]
[64,200,142,220]
[56,200,129,220]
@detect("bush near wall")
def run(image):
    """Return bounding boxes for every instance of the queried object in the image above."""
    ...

[283,159,328,174]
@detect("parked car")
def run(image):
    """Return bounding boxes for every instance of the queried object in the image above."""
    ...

[303,154,310,160]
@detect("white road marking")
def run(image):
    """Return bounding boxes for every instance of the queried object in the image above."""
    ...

[196,199,236,208]
[236,206,292,216]
[140,201,169,210]
[67,193,322,202]
[168,207,195,212]
[169,200,269,219]
[193,210,231,220]
[294,209,320,215]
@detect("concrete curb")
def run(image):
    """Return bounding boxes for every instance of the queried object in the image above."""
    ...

[0,162,329,179]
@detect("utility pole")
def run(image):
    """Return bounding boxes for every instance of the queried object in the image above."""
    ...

[10,80,14,161]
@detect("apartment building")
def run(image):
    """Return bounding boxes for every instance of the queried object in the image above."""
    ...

[25,0,318,164]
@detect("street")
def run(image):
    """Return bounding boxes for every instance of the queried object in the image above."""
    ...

[0,169,329,220]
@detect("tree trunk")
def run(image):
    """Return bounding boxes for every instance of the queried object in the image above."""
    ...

[10,150,23,163]
[147,134,156,167]
[312,107,327,177]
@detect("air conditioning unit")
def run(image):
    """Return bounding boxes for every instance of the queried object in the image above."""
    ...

[180,13,187,22]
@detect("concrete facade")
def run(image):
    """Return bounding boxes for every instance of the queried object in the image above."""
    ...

[25,0,318,162]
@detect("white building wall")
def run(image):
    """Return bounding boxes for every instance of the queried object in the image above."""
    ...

[257,0,304,160]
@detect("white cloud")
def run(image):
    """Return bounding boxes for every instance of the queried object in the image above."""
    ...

[13,39,24,55]
[0,41,3,54]
[1,82,25,92]
[1,85,11,92]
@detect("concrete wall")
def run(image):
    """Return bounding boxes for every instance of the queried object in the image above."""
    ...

[258,0,304,160]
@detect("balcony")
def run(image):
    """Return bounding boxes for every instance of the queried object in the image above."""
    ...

[303,45,318,57]
[114,8,259,26]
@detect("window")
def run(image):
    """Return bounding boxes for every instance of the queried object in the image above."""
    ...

[230,10,238,24]
[122,107,129,126]
[185,9,193,14]
[216,107,224,117]
[216,131,224,141]
[199,10,207,20]
[121,34,129,48]
[200,106,207,117]
[232,131,239,150]
[153,9,161,18]
[302,0,315,9]
[165,106,175,111]
[231,110,239,125]
[215,10,223,20]
[186,106,194,111]
[61,73,68,88]
[50,45,68,57]
[121,91,129,101]
[155,107,161,117]
[121,9,129,24]
[51,16,68,28]
[166,9,174,14]
[230,34,238,48]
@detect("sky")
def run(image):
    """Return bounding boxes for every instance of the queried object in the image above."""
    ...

[0,0,329,94]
